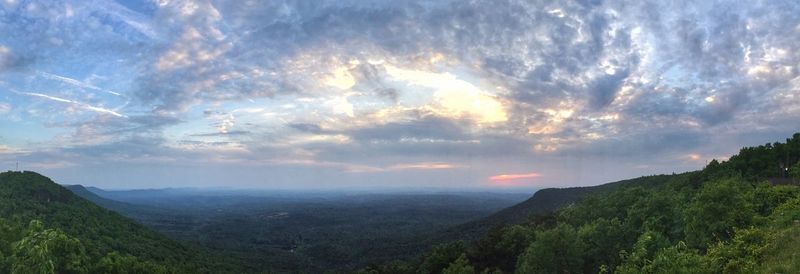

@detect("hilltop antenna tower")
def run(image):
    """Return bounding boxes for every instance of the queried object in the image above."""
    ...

[15,161,18,171]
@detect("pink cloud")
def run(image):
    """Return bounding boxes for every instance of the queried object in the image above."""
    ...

[488,172,542,187]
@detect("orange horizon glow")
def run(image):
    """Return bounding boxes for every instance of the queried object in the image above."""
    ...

[488,172,542,187]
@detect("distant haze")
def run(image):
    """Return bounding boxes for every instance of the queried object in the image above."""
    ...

[1,1,799,189]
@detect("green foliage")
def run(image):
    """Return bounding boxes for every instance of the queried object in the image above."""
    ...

[5,133,800,273]
[515,223,583,274]
[417,241,466,274]
[756,225,800,274]
[769,196,800,227]
[578,218,630,272]
[442,254,474,274]
[790,161,800,180]
[616,231,671,273]
[705,227,770,273]
[642,242,706,274]
[11,220,87,274]
[378,132,800,274]
[355,260,416,274]
[0,171,242,273]
[94,251,168,274]
[750,183,800,216]
[684,178,754,249]
[718,133,800,179]
[466,224,534,272]
[625,188,684,240]
[560,187,650,227]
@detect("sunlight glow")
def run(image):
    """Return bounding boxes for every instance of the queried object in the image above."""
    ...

[324,66,357,90]
[487,172,542,187]
[488,172,541,182]
[385,65,508,123]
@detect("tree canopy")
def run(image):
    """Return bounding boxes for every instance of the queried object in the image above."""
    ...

[363,132,800,274]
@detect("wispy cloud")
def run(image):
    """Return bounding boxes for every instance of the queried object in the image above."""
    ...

[1,0,799,188]
[0,102,10,114]
[388,162,460,171]
[15,91,127,118]
[38,71,123,96]
[344,162,461,173]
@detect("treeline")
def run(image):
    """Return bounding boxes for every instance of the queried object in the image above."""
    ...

[0,218,169,273]
[360,133,800,274]
[709,132,800,180]
[0,171,244,274]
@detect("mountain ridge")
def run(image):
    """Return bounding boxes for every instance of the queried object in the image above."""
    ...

[0,171,242,273]
[433,173,682,243]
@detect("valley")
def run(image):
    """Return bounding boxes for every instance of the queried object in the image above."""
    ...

[66,186,530,273]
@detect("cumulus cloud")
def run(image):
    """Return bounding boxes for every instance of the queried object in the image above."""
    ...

[1,0,799,188]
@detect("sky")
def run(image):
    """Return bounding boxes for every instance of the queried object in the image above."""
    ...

[0,0,799,190]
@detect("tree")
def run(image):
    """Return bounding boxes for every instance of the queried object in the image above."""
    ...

[467,225,534,272]
[790,162,800,181]
[94,252,167,274]
[684,179,754,249]
[418,241,466,274]
[11,220,87,274]
[0,218,23,273]
[616,230,671,273]
[578,218,630,272]
[442,254,474,274]
[516,224,583,274]
[705,227,769,273]
[642,242,706,274]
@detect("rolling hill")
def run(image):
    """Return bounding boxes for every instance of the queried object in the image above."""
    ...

[0,171,242,273]
[361,133,800,274]
[65,185,530,273]
[435,173,682,243]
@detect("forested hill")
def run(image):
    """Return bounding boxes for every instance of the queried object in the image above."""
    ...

[439,174,679,242]
[437,133,800,244]
[361,133,800,274]
[705,132,800,180]
[63,184,135,212]
[0,171,241,273]
[63,184,183,223]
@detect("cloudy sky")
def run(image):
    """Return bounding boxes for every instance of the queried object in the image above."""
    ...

[0,0,799,190]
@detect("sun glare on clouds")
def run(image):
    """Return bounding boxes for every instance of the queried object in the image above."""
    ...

[324,66,357,90]
[384,64,508,123]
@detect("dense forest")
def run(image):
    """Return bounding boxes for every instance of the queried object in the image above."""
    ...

[359,133,800,274]
[1,133,799,273]
[0,171,245,273]
[65,185,527,273]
